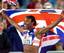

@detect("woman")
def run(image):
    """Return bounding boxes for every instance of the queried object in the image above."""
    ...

[1,10,64,53]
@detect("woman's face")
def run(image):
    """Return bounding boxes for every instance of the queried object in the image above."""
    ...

[24,17,32,26]
[24,17,33,29]
[3,3,8,9]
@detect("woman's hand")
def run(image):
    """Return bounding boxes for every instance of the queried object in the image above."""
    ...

[23,44,39,53]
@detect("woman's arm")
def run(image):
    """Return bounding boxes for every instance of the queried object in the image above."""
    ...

[1,12,24,32]
[36,11,64,37]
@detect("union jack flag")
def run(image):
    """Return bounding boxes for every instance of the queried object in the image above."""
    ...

[4,9,64,53]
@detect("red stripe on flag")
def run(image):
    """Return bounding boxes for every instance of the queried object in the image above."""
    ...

[12,12,60,25]
[41,35,60,42]
[58,25,64,30]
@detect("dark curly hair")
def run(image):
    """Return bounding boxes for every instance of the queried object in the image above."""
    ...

[26,15,37,26]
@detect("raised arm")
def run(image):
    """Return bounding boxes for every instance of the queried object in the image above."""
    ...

[1,12,24,32]
[36,11,64,37]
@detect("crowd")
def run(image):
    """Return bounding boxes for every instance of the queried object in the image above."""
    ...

[1,0,64,9]
[0,0,64,53]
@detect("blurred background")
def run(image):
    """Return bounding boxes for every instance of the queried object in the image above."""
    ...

[0,0,64,9]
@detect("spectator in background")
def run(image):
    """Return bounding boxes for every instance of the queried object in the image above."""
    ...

[27,0,37,9]
[0,11,24,52]
[35,0,43,9]
[2,1,8,9]
[55,0,64,9]
[43,1,54,9]
[35,0,54,9]
[2,0,20,9]
[8,2,18,9]
[6,24,24,52]
[27,0,53,9]
[0,14,10,53]
[27,0,44,9]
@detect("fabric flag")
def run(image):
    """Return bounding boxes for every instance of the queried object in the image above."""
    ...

[54,22,64,42]
[5,9,62,27]
[40,35,60,47]
[38,35,60,53]
[39,30,60,53]
[4,9,63,47]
